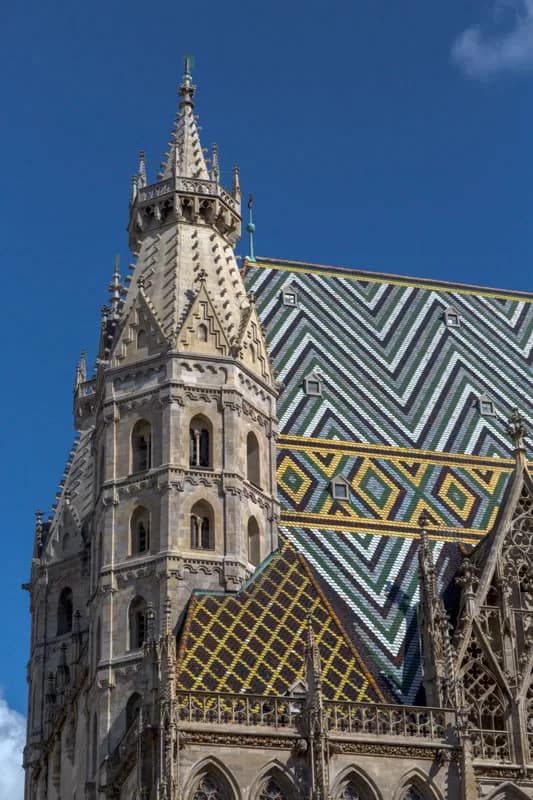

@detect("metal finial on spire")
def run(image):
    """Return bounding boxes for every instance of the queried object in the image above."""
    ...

[179,54,196,108]
[247,194,256,262]
[211,143,220,182]
[508,407,528,454]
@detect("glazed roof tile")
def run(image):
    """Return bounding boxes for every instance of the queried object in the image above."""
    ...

[176,541,384,703]
[240,258,532,702]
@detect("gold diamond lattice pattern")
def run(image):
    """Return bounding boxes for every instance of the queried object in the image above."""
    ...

[176,542,382,702]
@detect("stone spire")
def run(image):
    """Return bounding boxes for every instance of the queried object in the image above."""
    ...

[120,59,255,358]
[159,58,210,182]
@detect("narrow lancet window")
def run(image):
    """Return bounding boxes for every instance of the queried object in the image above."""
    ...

[189,415,211,468]
[57,587,73,635]
[190,501,214,550]
[131,420,151,472]
[246,431,261,487]
[129,597,147,649]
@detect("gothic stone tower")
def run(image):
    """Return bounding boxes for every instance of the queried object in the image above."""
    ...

[24,63,279,799]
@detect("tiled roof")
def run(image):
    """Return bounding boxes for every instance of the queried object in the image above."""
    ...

[176,541,383,703]
[242,258,532,702]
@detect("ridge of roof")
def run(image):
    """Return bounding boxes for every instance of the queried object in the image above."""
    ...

[246,257,533,302]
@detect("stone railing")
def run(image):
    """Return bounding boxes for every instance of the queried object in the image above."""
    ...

[138,177,238,211]
[324,700,457,744]
[471,728,510,762]
[176,692,457,746]
[76,378,96,397]
[176,692,304,730]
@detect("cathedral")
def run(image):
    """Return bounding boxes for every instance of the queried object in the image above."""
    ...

[23,63,533,800]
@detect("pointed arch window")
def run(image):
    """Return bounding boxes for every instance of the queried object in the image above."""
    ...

[130,506,150,555]
[461,642,510,761]
[401,790,425,800]
[126,692,142,731]
[191,770,233,800]
[198,323,208,343]
[137,328,147,349]
[246,431,261,487]
[189,415,212,469]
[258,775,294,800]
[131,419,152,473]
[191,501,214,550]
[248,517,260,567]
[57,587,73,635]
[335,775,379,800]
[129,596,147,650]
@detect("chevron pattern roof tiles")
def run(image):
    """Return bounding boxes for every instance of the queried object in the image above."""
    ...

[241,258,532,703]
[244,259,532,456]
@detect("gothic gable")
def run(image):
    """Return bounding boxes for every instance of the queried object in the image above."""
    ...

[236,302,274,384]
[111,287,167,366]
[451,466,533,763]
[177,280,231,357]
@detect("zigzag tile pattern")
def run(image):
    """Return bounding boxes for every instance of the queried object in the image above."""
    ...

[243,259,533,702]
[245,260,532,456]
[281,525,462,702]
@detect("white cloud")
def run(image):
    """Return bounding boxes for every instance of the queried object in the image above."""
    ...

[0,694,25,799]
[451,0,533,78]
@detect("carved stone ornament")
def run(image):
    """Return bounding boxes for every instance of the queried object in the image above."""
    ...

[184,731,299,749]
[335,741,458,760]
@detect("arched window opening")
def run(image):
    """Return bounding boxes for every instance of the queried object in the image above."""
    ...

[130,506,150,555]
[62,532,70,553]
[126,692,142,730]
[198,323,208,343]
[259,776,292,800]
[131,420,151,473]
[191,501,214,550]
[189,415,211,469]
[248,517,260,567]
[247,432,260,487]
[250,343,256,362]
[461,643,510,761]
[336,777,376,800]
[137,328,147,349]
[192,772,230,800]
[129,596,147,650]
[57,587,73,635]
[401,789,425,800]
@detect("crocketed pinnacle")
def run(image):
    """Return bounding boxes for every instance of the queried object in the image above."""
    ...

[159,60,210,181]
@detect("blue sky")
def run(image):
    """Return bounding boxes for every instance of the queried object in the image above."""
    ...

[1,0,532,790]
